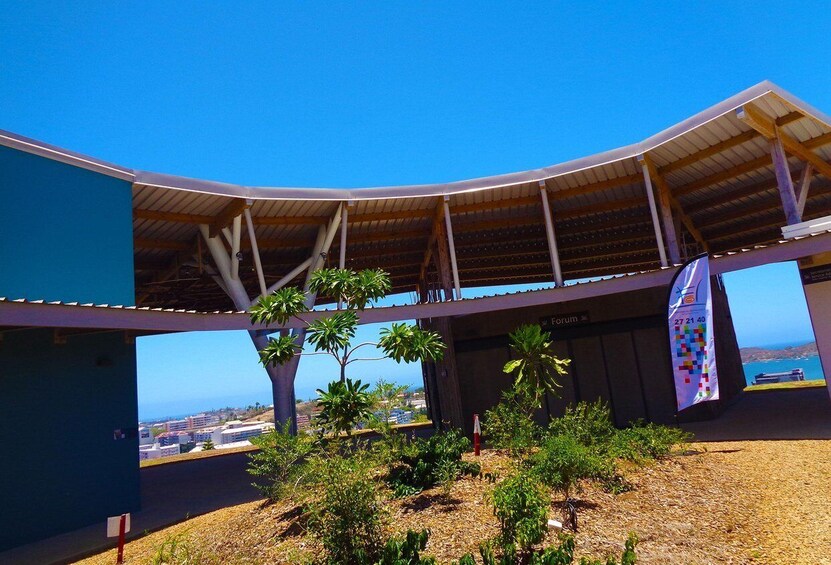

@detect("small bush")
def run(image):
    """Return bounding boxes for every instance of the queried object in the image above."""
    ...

[452,533,637,565]
[308,455,386,564]
[609,421,691,462]
[530,434,614,500]
[483,389,543,456]
[387,429,480,496]
[378,529,436,565]
[490,472,549,551]
[247,421,318,501]
[547,401,615,448]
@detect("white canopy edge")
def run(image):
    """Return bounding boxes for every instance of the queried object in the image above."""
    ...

[1,81,829,201]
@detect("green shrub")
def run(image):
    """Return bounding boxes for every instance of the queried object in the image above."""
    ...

[547,401,615,448]
[490,472,549,551]
[452,533,637,565]
[150,530,205,564]
[609,421,691,462]
[316,378,375,437]
[387,429,480,496]
[483,389,543,456]
[247,421,318,501]
[308,455,386,564]
[377,529,437,565]
[530,434,614,500]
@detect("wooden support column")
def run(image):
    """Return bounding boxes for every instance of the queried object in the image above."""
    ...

[639,155,681,263]
[770,134,801,225]
[539,181,564,286]
[427,316,464,430]
[639,156,669,267]
[797,165,813,220]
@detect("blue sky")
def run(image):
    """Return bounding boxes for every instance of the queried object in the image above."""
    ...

[1,2,827,418]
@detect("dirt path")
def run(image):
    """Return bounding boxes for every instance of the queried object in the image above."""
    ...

[77,440,831,564]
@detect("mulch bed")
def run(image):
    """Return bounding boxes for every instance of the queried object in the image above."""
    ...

[79,440,831,564]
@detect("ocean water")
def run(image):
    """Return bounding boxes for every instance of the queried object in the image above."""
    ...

[742,355,825,386]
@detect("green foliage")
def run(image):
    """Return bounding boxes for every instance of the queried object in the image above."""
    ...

[483,389,543,457]
[530,434,614,500]
[201,438,215,451]
[250,286,309,326]
[490,472,549,550]
[503,324,570,409]
[308,455,386,565]
[258,333,302,367]
[248,422,319,501]
[379,322,446,363]
[316,378,374,437]
[307,310,359,353]
[387,429,480,497]
[309,267,391,310]
[452,533,637,565]
[377,529,437,565]
[150,530,205,564]
[547,401,616,448]
[609,421,691,462]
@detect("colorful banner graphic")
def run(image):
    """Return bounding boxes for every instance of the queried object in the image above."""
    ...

[667,254,719,412]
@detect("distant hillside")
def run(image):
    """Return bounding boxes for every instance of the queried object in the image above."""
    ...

[740,342,818,363]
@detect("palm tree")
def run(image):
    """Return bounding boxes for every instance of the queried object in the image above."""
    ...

[503,324,570,420]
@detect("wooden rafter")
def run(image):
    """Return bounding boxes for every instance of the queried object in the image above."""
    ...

[209,198,249,237]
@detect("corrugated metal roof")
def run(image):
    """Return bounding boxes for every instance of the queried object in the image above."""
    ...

[2,81,830,310]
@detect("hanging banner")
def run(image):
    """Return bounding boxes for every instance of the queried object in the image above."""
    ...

[667,254,718,412]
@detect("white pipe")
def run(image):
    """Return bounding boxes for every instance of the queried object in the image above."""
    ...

[639,157,669,268]
[231,214,242,280]
[539,182,564,286]
[199,225,250,308]
[338,203,348,309]
[221,227,233,248]
[797,164,813,219]
[443,198,462,299]
[244,207,268,297]
[254,257,314,306]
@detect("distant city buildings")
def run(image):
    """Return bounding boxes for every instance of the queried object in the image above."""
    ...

[139,443,180,461]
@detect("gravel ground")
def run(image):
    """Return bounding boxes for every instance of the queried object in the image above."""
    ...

[78,439,831,564]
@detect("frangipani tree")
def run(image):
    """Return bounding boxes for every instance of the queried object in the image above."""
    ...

[250,268,446,432]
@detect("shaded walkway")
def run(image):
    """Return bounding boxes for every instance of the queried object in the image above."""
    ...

[682,386,831,441]
[0,452,259,564]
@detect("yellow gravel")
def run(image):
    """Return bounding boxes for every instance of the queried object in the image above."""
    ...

[78,439,831,564]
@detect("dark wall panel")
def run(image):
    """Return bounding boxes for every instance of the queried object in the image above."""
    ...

[570,337,611,405]
[632,327,677,424]
[601,332,647,426]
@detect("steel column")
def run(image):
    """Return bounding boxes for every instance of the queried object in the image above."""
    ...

[639,157,669,267]
[539,181,564,286]
[442,197,462,299]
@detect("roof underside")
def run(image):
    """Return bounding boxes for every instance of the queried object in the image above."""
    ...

[4,81,831,311]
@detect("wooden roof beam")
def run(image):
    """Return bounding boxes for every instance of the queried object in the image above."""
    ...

[209,198,249,237]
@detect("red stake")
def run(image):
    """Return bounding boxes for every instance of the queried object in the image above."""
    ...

[473,413,481,456]
[116,514,126,564]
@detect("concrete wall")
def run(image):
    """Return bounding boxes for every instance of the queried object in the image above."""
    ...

[0,145,135,304]
[450,282,744,433]
[0,329,140,551]
[0,147,138,550]
[800,252,831,400]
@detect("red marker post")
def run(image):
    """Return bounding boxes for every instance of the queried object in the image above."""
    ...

[107,513,130,564]
[473,413,481,456]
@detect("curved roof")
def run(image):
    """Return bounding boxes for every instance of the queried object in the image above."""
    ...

[2,81,831,310]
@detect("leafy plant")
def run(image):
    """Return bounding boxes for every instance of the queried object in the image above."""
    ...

[503,324,570,412]
[530,434,614,500]
[483,388,543,457]
[150,530,205,564]
[453,533,637,565]
[547,401,616,448]
[201,438,215,451]
[609,421,691,462]
[316,378,374,437]
[490,472,549,551]
[308,455,386,564]
[387,429,480,497]
[247,421,318,501]
[377,529,437,565]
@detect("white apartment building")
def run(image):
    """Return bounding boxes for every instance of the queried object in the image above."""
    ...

[139,443,180,461]
[164,419,188,432]
[138,426,154,446]
[211,422,274,445]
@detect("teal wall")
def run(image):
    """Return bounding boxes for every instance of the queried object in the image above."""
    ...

[0,145,135,305]
[0,147,139,550]
[0,329,140,551]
